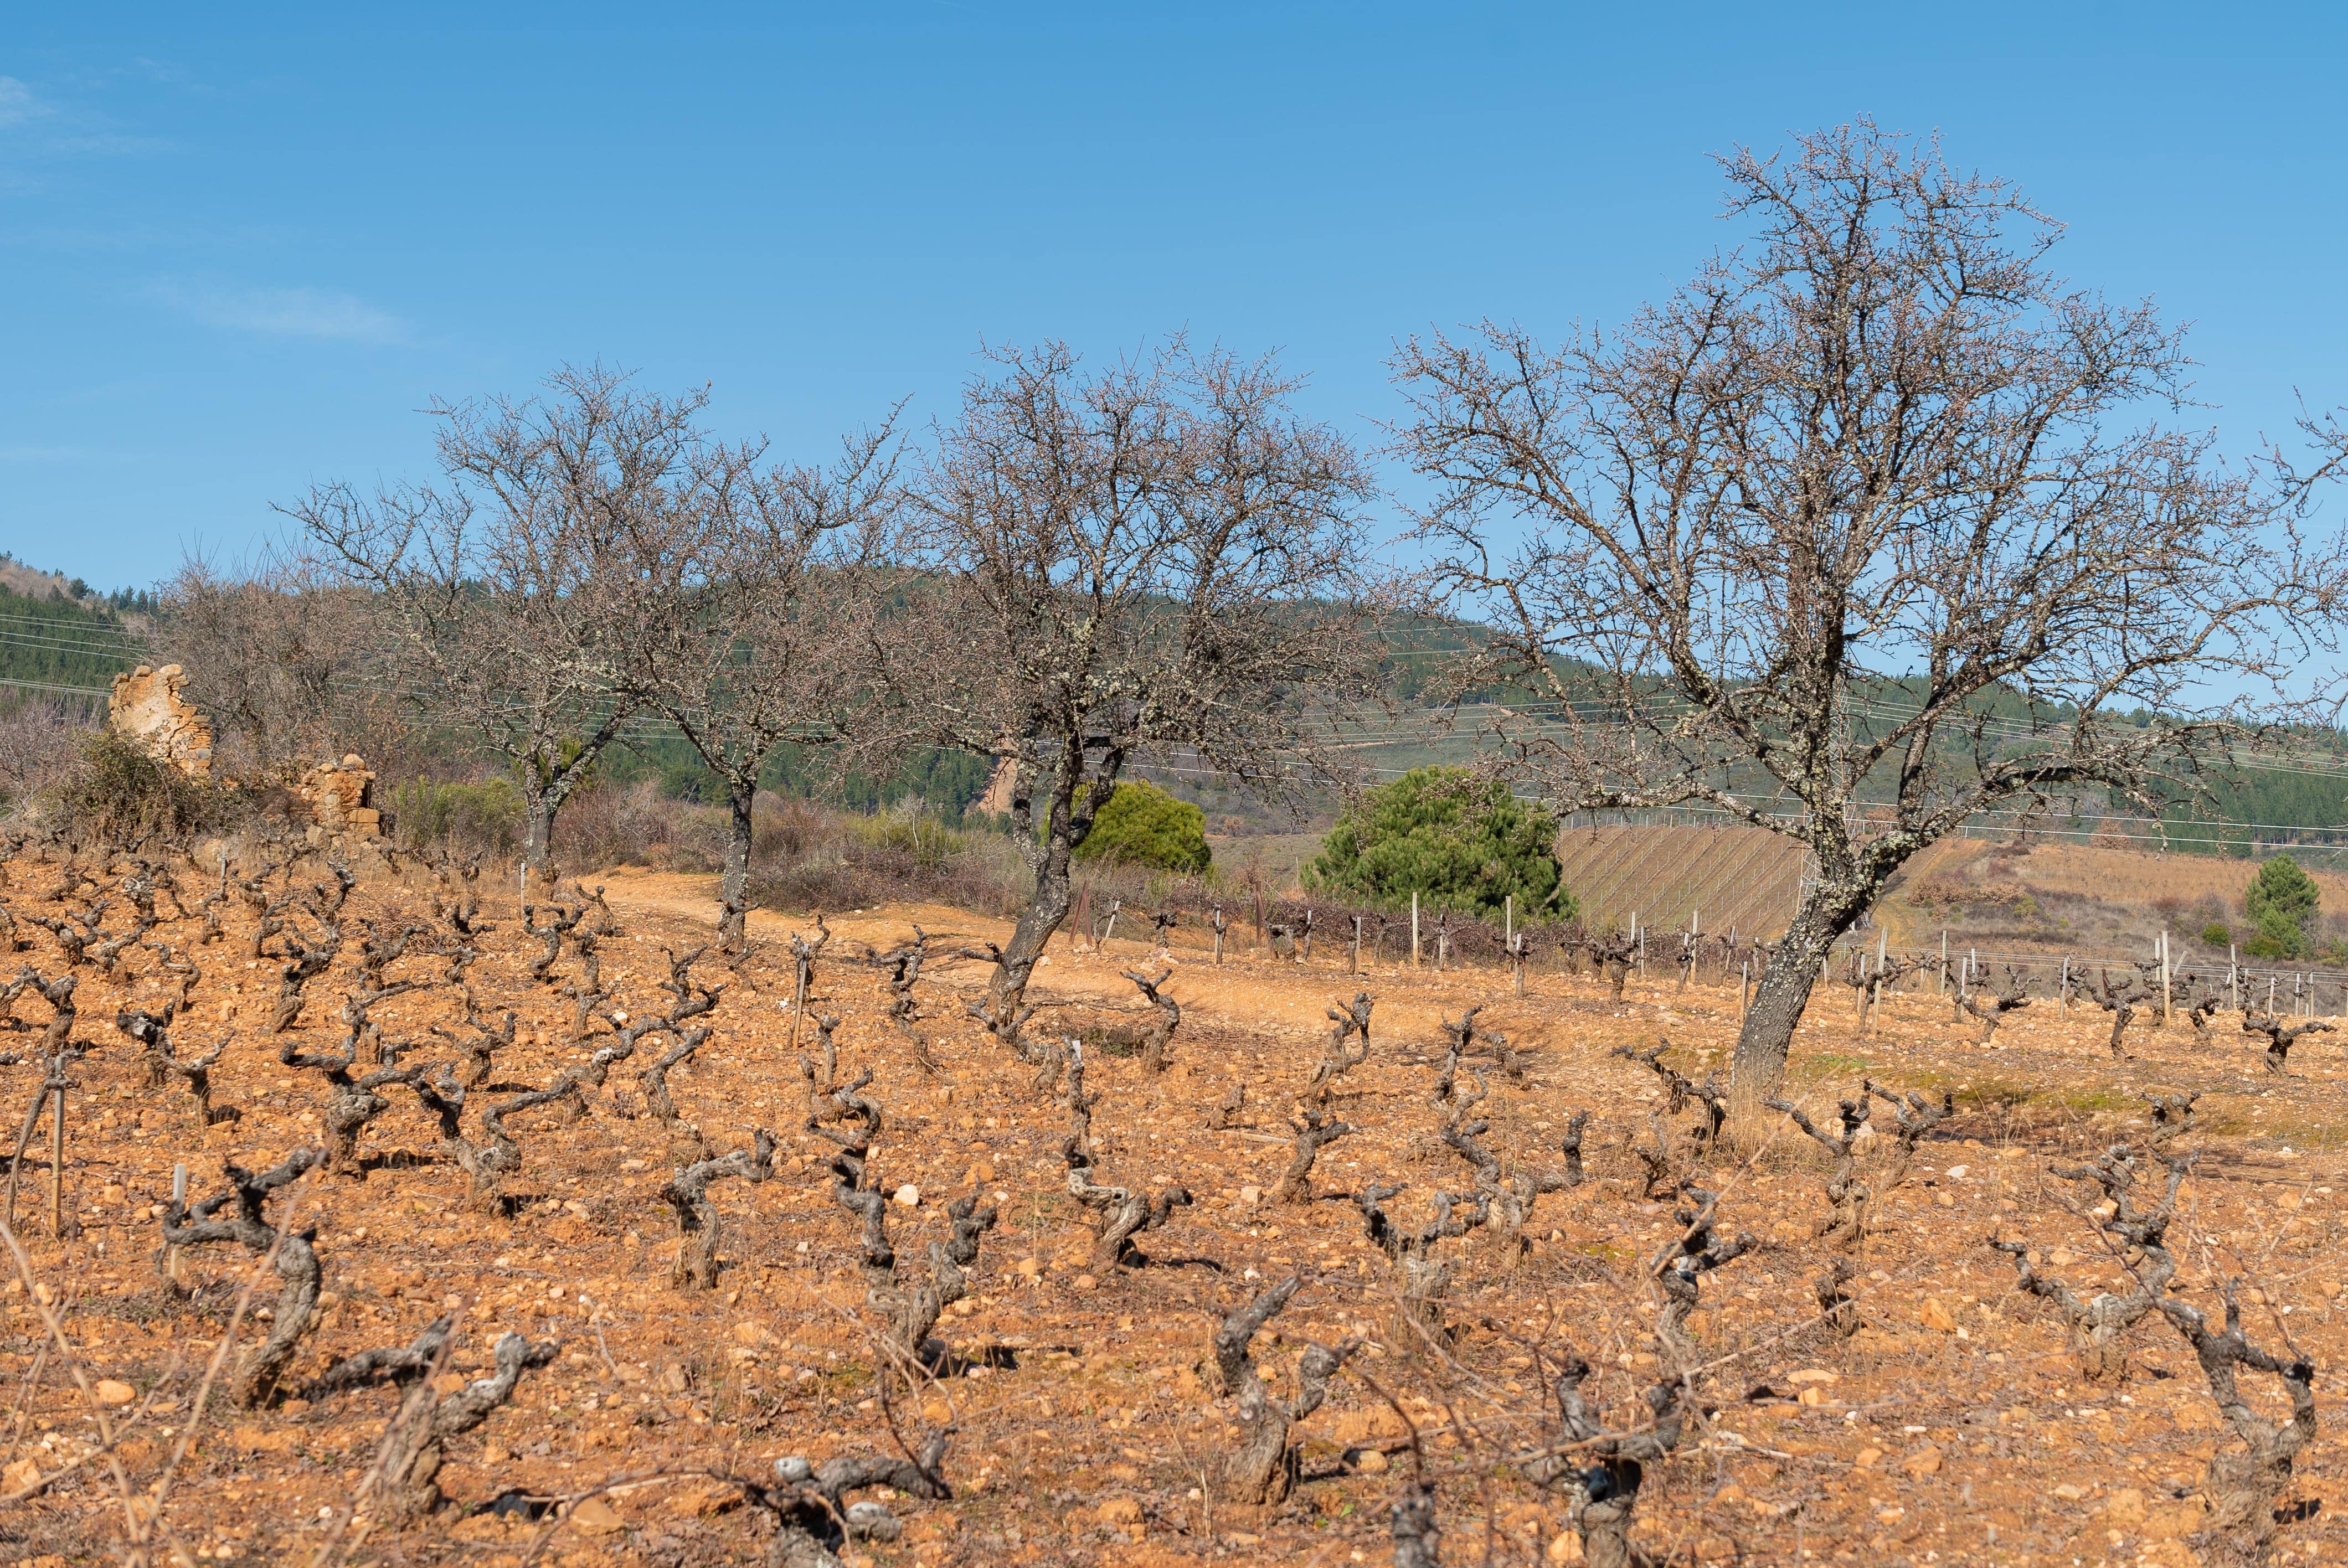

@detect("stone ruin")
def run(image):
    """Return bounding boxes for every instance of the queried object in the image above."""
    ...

[106,664,380,842]
[297,755,382,842]
[108,664,214,777]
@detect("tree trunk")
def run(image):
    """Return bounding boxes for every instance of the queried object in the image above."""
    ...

[720,781,755,951]
[522,796,555,879]
[988,838,1075,1019]
[1731,879,1872,1113]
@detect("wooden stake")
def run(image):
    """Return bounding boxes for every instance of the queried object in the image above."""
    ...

[48,1082,64,1238]
[2159,930,2171,1024]
[1410,891,1420,969]
[169,1163,187,1284]
[1351,915,1362,976]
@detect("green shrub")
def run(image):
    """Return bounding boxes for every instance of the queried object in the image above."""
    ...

[2200,921,2233,948]
[2246,855,2320,959]
[393,777,522,857]
[1304,765,1570,921]
[847,807,974,872]
[46,730,225,848]
[1073,780,1210,874]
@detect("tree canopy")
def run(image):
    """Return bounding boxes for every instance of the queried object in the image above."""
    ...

[2246,854,2321,958]
[1306,766,1569,921]
[1073,779,1211,874]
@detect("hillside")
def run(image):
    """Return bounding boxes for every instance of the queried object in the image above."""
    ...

[0,557,146,708]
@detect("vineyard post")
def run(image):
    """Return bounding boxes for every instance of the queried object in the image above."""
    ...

[168,1163,187,1284]
[2230,945,2238,1011]
[2059,955,2069,1012]
[1351,915,1362,976]
[2159,930,2171,1024]
[1410,891,1420,969]
[1505,894,1513,949]
[1939,929,1948,994]
[2269,973,2277,1013]
[48,1078,65,1237]
[1739,960,1750,1022]
[1872,925,1887,1027]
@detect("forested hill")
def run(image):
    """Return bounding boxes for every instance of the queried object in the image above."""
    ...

[0,560,147,709]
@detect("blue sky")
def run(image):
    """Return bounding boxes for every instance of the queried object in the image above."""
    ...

[5,3,2347,590]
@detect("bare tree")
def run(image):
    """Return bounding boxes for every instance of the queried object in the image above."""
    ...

[1962,967,2033,1043]
[887,339,1384,1036]
[1394,121,2348,1108]
[609,415,903,945]
[156,549,403,777]
[2240,1009,2334,1075]
[159,1149,325,1406]
[2161,1283,2318,1565]
[1212,1273,1358,1504]
[1992,1142,2185,1381]
[289,365,704,874]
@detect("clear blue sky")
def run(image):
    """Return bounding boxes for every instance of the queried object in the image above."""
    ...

[6,3,2346,591]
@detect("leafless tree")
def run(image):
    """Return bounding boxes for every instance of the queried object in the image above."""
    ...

[748,1436,952,1567]
[156,549,405,776]
[1393,121,2348,1110]
[1358,1182,1487,1346]
[1307,992,1374,1100]
[0,698,87,815]
[159,1148,325,1405]
[1992,1143,2185,1381]
[1117,965,1181,1072]
[288,365,707,873]
[606,415,902,945]
[1443,1098,1586,1251]
[1963,966,2033,1043]
[811,1076,998,1368]
[305,1317,558,1519]
[1650,1185,1754,1365]
[1862,1079,1953,1188]
[1271,1102,1354,1205]
[1525,1360,1693,1568]
[661,1128,777,1288]
[2160,1283,2318,1565]
[884,339,1386,1038]
[2240,1009,2334,1075]
[2094,967,2159,1059]
[1767,1091,1871,1250]
[1212,1273,1358,1504]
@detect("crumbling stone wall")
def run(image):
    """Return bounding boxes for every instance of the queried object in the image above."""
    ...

[297,755,382,840]
[108,664,214,777]
[107,666,381,840]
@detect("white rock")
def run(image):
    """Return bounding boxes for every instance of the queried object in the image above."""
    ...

[1945,1164,1970,1180]
[893,1184,921,1208]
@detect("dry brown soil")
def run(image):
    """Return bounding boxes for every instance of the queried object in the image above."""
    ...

[4,858,2346,1566]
